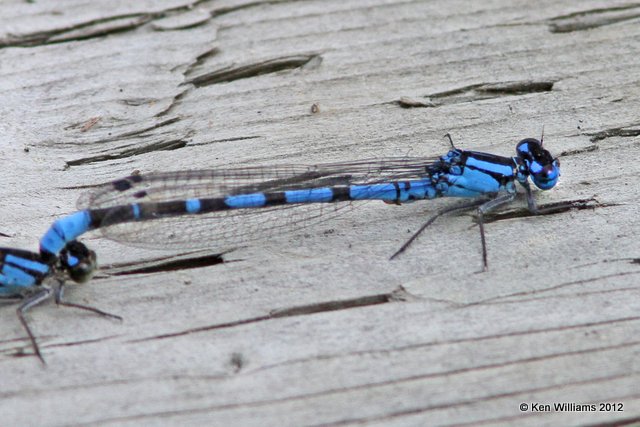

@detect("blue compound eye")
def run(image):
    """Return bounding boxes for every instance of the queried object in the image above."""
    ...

[516,138,560,190]
[60,241,97,283]
[531,159,560,189]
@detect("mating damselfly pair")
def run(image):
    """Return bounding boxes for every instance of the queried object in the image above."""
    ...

[1,134,560,362]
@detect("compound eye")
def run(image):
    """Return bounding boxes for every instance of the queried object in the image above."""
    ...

[516,138,543,159]
[68,256,96,283]
[60,241,97,283]
[532,162,560,190]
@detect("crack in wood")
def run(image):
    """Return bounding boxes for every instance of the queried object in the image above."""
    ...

[571,257,640,269]
[189,135,262,146]
[156,46,220,116]
[0,14,153,48]
[49,15,154,44]
[417,80,555,107]
[186,54,322,87]
[431,81,555,97]
[132,288,407,343]
[183,46,220,78]
[152,8,213,31]
[587,126,640,142]
[106,252,225,275]
[62,117,187,166]
[471,271,640,307]
[395,97,436,109]
[548,5,640,33]
[497,285,640,308]
[63,134,260,167]
[65,136,190,167]
[61,116,182,146]
[154,89,192,117]
[0,1,218,48]
[209,0,296,18]
[559,145,599,157]
[48,335,122,350]
[269,294,393,318]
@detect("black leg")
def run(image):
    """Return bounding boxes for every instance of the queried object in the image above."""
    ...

[54,282,122,321]
[477,193,516,271]
[519,180,539,214]
[390,198,488,260]
[14,281,122,364]
[444,133,456,149]
[17,288,53,364]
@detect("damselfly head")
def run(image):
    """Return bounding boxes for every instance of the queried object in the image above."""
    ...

[60,240,97,283]
[516,138,560,190]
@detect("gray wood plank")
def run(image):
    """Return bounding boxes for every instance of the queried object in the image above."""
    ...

[1,0,639,426]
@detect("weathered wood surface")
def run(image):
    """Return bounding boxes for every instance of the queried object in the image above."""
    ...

[1,1,640,425]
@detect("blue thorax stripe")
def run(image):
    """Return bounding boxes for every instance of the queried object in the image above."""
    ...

[465,155,514,177]
[5,254,50,274]
[1,264,37,286]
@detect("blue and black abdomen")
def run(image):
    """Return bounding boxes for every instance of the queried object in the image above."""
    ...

[91,180,438,225]
[40,161,441,256]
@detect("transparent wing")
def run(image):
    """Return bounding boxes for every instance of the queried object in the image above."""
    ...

[76,157,438,251]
